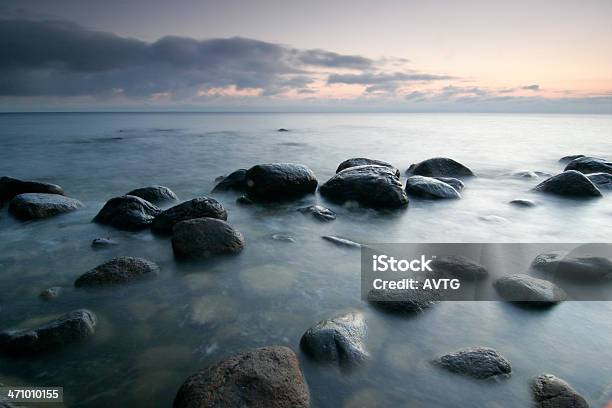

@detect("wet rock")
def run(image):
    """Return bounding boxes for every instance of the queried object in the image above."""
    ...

[0,309,96,355]
[405,176,461,199]
[173,346,310,408]
[509,199,537,207]
[126,185,178,203]
[151,197,227,234]
[271,233,296,243]
[531,252,612,281]
[91,237,118,248]
[93,195,161,230]
[8,193,83,220]
[0,176,64,204]
[298,205,336,221]
[300,311,368,366]
[277,128,289,132]
[433,347,511,379]
[172,218,245,259]
[322,235,361,248]
[336,158,400,177]
[406,157,474,178]
[559,154,586,163]
[236,195,254,205]
[564,157,612,175]
[434,177,465,191]
[212,169,248,192]
[245,163,318,201]
[39,286,62,300]
[533,171,602,198]
[430,255,488,281]
[75,256,160,287]
[532,374,589,408]
[586,172,612,189]
[319,165,408,209]
[367,287,440,313]
[494,275,567,305]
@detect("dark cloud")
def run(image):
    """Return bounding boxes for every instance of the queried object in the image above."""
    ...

[522,84,540,91]
[294,49,373,70]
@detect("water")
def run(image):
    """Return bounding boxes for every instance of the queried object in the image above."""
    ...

[0,112,611,407]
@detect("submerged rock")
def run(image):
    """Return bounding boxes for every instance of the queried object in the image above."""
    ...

[586,172,612,189]
[564,156,612,175]
[509,198,537,207]
[151,197,227,234]
[173,346,310,408]
[245,163,318,201]
[531,374,589,408]
[298,205,336,221]
[126,185,178,203]
[433,347,511,379]
[319,165,408,209]
[0,309,96,355]
[322,235,361,248]
[336,158,400,177]
[172,218,245,259]
[494,274,567,305]
[434,177,465,191]
[300,311,368,366]
[8,193,83,220]
[511,170,550,179]
[406,157,474,178]
[39,286,62,300]
[367,287,440,313]
[93,195,161,230]
[212,169,248,192]
[531,252,612,281]
[430,255,488,281]
[271,233,296,243]
[533,171,602,198]
[236,195,254,205]
[405,176,461,199]
[91,237,118,248]
[559,154,586,163]
[277,128,289,132]
[0,176,64,204]
[75,256,160,287]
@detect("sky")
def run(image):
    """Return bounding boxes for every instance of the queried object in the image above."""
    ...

[1,0,611,112]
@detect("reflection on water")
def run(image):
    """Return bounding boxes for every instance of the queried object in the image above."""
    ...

[0,113,611,407]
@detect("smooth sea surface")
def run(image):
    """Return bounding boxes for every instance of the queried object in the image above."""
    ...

[0,112,611,407]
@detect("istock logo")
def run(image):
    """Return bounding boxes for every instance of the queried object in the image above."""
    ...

[372,254,434,272]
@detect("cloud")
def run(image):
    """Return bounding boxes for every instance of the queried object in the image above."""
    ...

[327,72,454,85]
[522,84,540,91]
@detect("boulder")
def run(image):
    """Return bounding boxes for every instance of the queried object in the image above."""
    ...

[245,163,318,201]
[559,154,586,163]
[434,177,465,191]
[172,218,245,259]
[319,165,408,209]
[586,172,612,189]
[151,197,227,234]
[433,347,511,379]
[367,287,440,313]
[531,374,589,408]
[0,176,64,204]
[300,312,368,366]
[0,309,96,355]
[8,193,83,220]
[564,157,612,175]
[173,346,310,408]
[91,237,118,248]
[93,195,161,230]
[405,176,461,199]
[322,235,361,248]
[74,256,160,287]
[533,171,602,198]
[494,275,567,305]
[125,185,178,203]
[212,169,248,192]
[531,252,612,281]
[509,199,536,207]
[336,158,400,177]
[298,205,336,221]
[430,255,488,281]
[39,287,62,300]
[406,157,474,178]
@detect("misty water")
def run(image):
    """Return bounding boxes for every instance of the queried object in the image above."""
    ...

[0,112,611,407]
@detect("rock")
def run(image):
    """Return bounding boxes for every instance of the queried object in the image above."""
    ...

[430,255,488,280]
[212,169,248,192]
[531,374,589,408]
[434,177,465,191]
[533,171,602,198]
[172,218,245,259]
[75,256,160,287]
[510,199,537,207]
[277,128,289,132]
[300,312,368,366]
[406,157,474,178]
[93,195,161,230]
[173,346,310,408]
[236,195,254,205]
[322,235,361,248]
[271,233,295,243]
[494,275,567,305]
[126,185,178,203]
[319,165,408,209]
[586,172,612,189]
[8,193,83,220]
[298,205,336,221]
[531,252,612,281]
[564,157,612,175]
[510,170,551,179]
[245,163,318,201]
[405,176,461,199]
[39,286,62,300]
[151,197,227,234]
[336,158,400,177]
[0,309,96,355]
[559,154,586,163]
[0,176,64,204]
[367,287,440,313]
[478,215,507,224]
[91,237,118,248]
[433,347,511,379]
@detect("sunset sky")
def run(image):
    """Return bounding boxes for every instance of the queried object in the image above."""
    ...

[1,0,611,112]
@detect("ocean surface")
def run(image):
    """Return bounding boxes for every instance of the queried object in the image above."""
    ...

[0,112,611,407]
